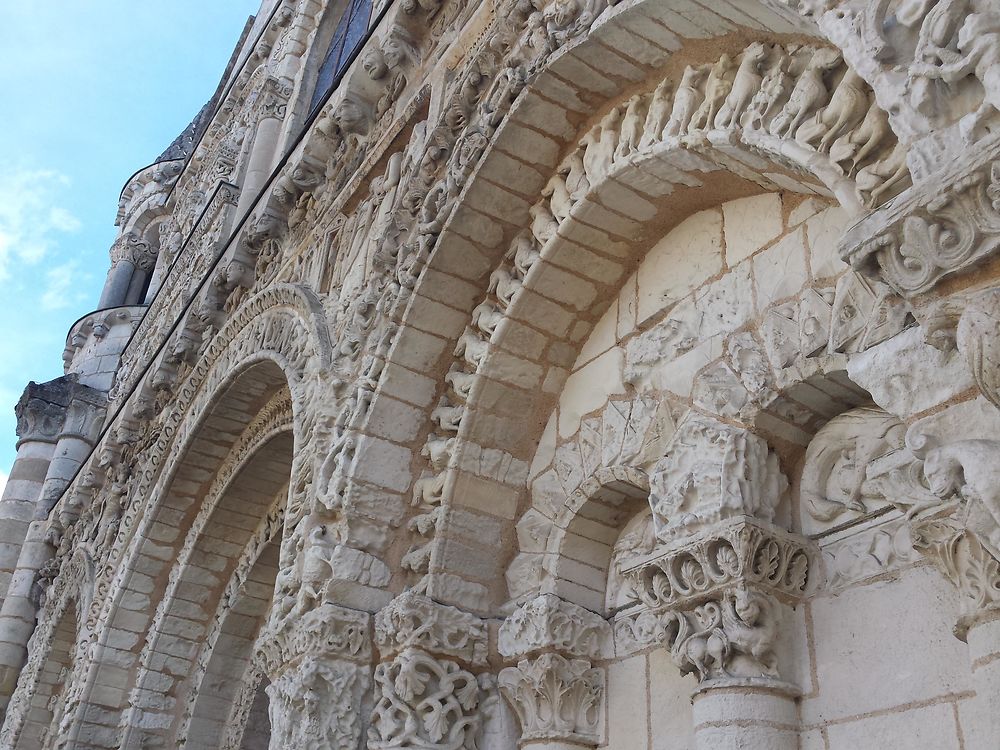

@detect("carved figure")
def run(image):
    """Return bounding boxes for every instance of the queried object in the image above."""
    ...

[801,406,905,524]
[715,43,768,129]
[663,65,709,137]
[910,12,1000,141]
[690,55,735,131]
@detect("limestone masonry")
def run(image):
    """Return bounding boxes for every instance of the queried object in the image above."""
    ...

[2,0,1000,747]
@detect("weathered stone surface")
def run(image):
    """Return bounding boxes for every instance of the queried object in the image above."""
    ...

[6,1,1000,748]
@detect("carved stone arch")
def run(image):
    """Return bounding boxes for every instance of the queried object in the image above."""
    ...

[0,550,93,749]
[355,0,915,614]
[117,395,293,748]
[537,465,651,614]
[49,285,333,748]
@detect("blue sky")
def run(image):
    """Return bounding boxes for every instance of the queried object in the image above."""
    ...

[0,2,261,492]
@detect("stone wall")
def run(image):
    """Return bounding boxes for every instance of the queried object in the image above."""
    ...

[3,0,1000,747]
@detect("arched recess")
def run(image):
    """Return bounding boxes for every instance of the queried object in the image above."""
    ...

[117,403,293,748]
[347,0,912,613]
[1,550,93,750]
[41,285,332,750]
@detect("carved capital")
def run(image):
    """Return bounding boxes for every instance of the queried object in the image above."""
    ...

[615,588,787,686]
[375,591,488,666]
[267,657,370,750]
[499,594,612,661]
[15,379,73,445]
[649,414,788,541]
[498,653,604,746]
[869,437,1000,636]
[625,518,812,614]
[615,518,811,686]
[255,602,371,679]
[109,232,156,270]
[843,156,1000,297]
[369,647,487,750]
[259,75,294,120]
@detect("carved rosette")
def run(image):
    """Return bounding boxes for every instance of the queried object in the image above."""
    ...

[255,603,372,750]
[498,595,611,747]
[615,518,812,686]
[843,158,1000,297]
[370,592,489,749]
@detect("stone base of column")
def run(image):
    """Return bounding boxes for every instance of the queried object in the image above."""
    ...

[692,679,799,750]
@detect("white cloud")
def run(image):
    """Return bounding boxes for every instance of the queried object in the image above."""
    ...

[0,165,80,280]
[40,262,80,311]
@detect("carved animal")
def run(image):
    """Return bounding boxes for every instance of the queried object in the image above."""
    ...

[922,438,1000,553]
[689,55,735,131]
[829,102,892,175]
[454,327,491,367]
[663,65,709,137]
[511,231,541,276]
[542,170,572,224]
[796,67,871,152]
[471,300,504,337]
[529,200,558,248]
[770,47,842,138]
[640,78,673,149]
[582,106,621,184]
[715,43,768,129]
[615,93,647,161]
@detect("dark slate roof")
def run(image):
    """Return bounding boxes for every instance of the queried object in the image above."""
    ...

[151,13,257,165]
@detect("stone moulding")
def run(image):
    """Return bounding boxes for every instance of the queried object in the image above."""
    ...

[840,135,1000,297]
[624,516,814,612]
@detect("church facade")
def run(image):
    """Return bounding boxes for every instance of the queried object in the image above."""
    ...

[1,0,999,747]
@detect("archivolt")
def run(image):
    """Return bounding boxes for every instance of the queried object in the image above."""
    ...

[356,0,916,616]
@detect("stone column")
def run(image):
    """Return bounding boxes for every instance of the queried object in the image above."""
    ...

[609,414,811,749]
[236,77,293,220]
[368,591,490,750]
[617,519,811,750]
[0,383,105,716]
[498,594,612,750]
[255,603,373,750]
[0,380,72,605]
